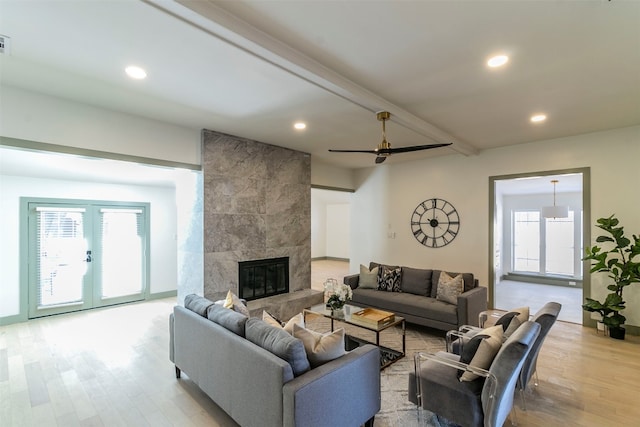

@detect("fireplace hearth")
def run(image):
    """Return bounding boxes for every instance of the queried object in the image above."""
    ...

[239,257,289,301]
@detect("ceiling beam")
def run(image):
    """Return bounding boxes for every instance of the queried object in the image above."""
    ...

[145,0,479,156]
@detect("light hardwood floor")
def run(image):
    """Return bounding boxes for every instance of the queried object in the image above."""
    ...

[0,261,638,426]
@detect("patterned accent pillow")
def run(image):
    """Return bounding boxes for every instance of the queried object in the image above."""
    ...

[435,272,464,304]
[377,265,402,292]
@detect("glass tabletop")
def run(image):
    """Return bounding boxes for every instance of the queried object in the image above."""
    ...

[305,303,404,332]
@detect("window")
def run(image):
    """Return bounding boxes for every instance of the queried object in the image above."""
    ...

[512,210,576,277]
[513,211,540,272]
[545,212,575,276]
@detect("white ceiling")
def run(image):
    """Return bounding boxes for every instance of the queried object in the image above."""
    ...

[1,0,639,177]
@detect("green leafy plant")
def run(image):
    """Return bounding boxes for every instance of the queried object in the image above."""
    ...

[582,215,640,330]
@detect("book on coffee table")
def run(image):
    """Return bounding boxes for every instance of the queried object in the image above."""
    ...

[351,308,395,328]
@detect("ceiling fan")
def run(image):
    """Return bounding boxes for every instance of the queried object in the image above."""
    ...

[329,111,452,164]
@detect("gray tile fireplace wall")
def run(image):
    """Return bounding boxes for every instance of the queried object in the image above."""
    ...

[202,130,311,301]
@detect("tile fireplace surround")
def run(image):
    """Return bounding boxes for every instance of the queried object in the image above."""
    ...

[201,130,319,317]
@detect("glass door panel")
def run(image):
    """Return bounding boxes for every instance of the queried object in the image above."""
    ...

[29,204,92,317]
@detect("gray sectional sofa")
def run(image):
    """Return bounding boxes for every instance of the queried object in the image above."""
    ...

[344,262,487,331]
[170,295,381,427]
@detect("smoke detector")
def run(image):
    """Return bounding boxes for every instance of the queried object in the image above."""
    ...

[0,35,11,55]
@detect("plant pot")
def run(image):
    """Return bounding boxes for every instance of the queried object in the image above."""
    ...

[596,321,608,336]
[609,326,625,340]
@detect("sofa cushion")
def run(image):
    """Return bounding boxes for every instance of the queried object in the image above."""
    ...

[358,264,379,289]
[378,265,402,292]
[184,294,214,317]
[459,325,503,382]
[245,318,310,376]
[262,311,305,335]
[369,261,399,272]
[351,289,458,326]
[208,303,248,337]
[401,267,433,296]
[431,271,475,298]
[292,324,346,368]
[224,290,250,317]
[436,272,464,304]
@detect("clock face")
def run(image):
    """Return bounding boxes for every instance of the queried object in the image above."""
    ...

[411,198,460,248]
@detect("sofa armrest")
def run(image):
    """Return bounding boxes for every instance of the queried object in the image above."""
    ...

[282,344,381,427]
[456,286,488,328]
[343,274,360,290]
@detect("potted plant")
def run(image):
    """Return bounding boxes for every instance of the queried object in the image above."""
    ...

[582,215,640,339]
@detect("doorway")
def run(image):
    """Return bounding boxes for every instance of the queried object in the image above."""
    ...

[489,168,590,324]
[24,198,149,318]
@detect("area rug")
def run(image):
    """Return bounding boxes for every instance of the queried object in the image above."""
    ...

[305,315,460,427]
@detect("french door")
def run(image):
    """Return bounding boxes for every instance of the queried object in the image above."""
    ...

[26,200,148,318]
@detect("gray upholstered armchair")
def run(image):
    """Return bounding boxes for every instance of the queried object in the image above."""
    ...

[446,302,562,409]
[409,321,540,427]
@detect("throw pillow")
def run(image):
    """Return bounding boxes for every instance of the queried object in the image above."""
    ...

[401,267,432,296]
[293,323,346,368]
[377,265,402,292]
[184,294,214,317]
[458,325,503,382]
[262,311,305,335]
[208,303,248,337]
[358,264,379,289]
[223,290,250,317]
[436,272,464,304]
[245,318,311,376]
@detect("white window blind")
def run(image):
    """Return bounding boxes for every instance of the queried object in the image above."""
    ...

[36,208,87,308]
[99,209,144,298]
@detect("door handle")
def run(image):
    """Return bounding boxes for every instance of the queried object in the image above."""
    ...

[86,250,92,263]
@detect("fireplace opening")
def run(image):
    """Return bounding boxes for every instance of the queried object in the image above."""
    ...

[239,257,289,301]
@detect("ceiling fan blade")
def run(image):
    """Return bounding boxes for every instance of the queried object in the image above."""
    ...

[386,143,452,154]
[375,156,387,164]
[328,149,378,154]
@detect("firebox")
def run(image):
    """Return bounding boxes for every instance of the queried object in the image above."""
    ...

[238,257,289,301]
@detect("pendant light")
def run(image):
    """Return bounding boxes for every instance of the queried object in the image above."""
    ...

[541,179,569,219]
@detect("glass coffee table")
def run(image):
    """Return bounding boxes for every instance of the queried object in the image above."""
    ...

[304,303,405,369]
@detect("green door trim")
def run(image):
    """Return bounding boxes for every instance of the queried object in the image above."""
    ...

[20,197,151,320]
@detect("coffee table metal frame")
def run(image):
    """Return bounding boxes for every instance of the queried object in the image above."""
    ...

[303,303,406,367]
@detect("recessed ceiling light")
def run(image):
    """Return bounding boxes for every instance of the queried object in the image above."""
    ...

[294,122,306,130]
[530,114,547,123]
[487,55,509,68]
[125,65,147,80]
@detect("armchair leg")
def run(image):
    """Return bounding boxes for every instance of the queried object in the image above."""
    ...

[519,388,527,411]
[363,416,375,427]
[175,366,181,379]
[533,370,539,387]
[510,404,519,426]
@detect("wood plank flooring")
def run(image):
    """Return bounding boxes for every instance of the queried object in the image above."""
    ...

[0,260,638,426]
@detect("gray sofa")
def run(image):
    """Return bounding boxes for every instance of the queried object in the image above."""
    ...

[170,296,381,427]
[344,262,487,331]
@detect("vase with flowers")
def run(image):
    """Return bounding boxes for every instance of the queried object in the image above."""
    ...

[325,279,353,313]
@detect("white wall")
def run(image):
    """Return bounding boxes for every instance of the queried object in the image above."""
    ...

[1,86,201,165]
[326,204,350,259]
[0,175,177,318]
[350,126,640,327]
[311,196,327,258]
[311,157,355,190]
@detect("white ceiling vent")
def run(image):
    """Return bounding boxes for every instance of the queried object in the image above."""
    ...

[0,35,11,55]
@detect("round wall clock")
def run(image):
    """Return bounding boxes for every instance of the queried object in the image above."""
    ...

[411,198,460,248]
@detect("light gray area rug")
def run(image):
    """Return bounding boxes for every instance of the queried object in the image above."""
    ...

[305,314,460,427]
